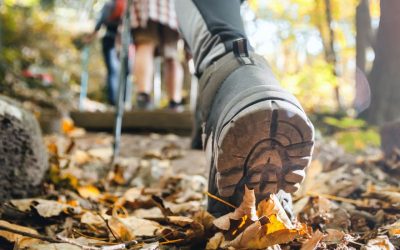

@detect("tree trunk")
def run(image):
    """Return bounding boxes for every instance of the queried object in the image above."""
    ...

[356,0,372,73]
[323,0,343,110]
[0,95,48,201]
[365,0,400,125]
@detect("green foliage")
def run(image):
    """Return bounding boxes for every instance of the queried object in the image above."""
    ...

[334,128,380,153]
[323,116,366,129]
[322,116,380,153]
[0,3,81,110]
[278,59,338,112]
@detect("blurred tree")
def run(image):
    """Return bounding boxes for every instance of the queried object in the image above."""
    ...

[364,0,400,125]
[321,0,342,110]
[252,0,357,112]
[40,0,55,9]
[356,0,372,73]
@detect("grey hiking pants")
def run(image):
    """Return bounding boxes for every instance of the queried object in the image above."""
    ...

[175,0,248,75]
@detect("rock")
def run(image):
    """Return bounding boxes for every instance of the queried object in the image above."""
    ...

[0,95,48,201]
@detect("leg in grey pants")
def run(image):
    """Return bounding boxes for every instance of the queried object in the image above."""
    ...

[175,0,314,218]
[175,0,246,75]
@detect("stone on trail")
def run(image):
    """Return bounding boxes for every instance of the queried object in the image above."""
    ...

[0,95,48,201]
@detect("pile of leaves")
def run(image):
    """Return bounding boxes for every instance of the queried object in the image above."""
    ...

[0,127,399,249]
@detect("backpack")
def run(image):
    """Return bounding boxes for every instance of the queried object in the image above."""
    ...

[108,0,126,21]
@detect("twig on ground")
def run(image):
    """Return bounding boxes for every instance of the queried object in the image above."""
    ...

[97,212,122,242]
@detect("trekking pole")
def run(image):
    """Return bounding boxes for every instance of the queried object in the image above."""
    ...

[79,45,90,111]
[112,0,132,165]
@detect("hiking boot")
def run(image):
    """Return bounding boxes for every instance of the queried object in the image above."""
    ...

[136,92,152,110]
[201,39,315,217]
[168,100,185,112]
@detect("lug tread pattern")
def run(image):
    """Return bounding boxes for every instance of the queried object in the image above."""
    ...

[215,100,314,199]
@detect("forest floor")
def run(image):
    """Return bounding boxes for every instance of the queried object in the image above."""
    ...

[0,129,399,250]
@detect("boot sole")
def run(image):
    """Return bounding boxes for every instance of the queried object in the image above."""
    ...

[215,99,314,199]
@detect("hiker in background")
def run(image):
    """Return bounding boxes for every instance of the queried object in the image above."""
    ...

[85,0,128,106]
[130,0,184,111]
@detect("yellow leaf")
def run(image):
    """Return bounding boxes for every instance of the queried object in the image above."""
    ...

[213,186,258,231]
[77,185,101,199]
[47,142,58,155]
[213,188,309,249]
[61,117,75,134]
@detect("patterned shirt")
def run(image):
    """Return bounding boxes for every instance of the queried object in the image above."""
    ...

[130,0,178,31]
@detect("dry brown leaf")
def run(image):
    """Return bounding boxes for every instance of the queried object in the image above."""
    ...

[228,216,308,249]
[213,186,258,231]
[72,150,91,165]
[167,216,194,227]
[0,220,41,247]
[132,207,163,218]
[213,187,308,249]
[206,232,225,250]
[88,147,113,161]
[122,187,143,203]
[10,199,36,212]
[166,200,203,214]
[323,228,346,245]
[383,220,400,237]
[297,196,334,225]
[361,235,396,250]
[301,230,324,250]
[111,216,162,239]
[28,243,81,250]
[108,217,136,241]
[193,210,215,232]
[80,211,104,226]
[366,190,400,204]
[10,199,81,218]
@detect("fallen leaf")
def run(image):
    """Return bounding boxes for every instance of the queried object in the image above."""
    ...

[0,220,41,247]
[228,216,308,249]
[361,235,396,250]
[193,210,215,232]
[151,195,173,216]
[61,117,75,134]
[323,228,346,245]
[114,216,162,236]
[80,211,104,226]
[365,190,400,204]
[214,187,308,249]
[28,243,81,250]
[383,220,400,237]
[123,187,143,203]
[11,199,80,218]
[77,185,101,200]
[167,216,194,227]
[206,232,225,250]
[301,230,324,250]
[108,217,135,241]
[132,207,163,218]
[88,147,113,161]
[213,186,258,231]
[72,150,91,165]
